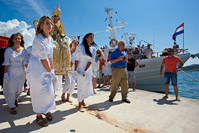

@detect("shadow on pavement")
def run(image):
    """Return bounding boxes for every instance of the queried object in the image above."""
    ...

[0,92,78,133]
[153,98,178,105]
[88,100,123,111]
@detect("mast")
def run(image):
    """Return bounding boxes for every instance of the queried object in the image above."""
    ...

[105,7,116,40]
[122,28,129,45]
[183,23,184,53]
[117,21,128,46]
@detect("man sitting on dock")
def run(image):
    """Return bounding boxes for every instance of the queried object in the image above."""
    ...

[109,40,130,103]
[160,48,183,101]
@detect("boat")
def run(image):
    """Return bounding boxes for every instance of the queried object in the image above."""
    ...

[104,8,191,92]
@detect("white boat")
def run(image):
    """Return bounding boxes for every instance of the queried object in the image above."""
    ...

[104,8,191,92]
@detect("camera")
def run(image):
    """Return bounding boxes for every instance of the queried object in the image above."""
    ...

[123,57,126,60]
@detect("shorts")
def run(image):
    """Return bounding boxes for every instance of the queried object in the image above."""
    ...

[92,70,99,78]
[128,71,136,82]
[164,72,177,86]
[104,70,112,76]
[99,70,103,79]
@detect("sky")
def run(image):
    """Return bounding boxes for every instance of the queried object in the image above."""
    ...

[0,0,198,66]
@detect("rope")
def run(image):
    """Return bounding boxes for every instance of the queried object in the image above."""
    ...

[179,69,199,82]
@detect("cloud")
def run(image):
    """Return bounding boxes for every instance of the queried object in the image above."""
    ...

[24,0,51,17]
[2,0,50,18]
[0,19,35,47]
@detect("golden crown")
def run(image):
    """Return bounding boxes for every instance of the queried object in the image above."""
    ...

[53,3,61,17]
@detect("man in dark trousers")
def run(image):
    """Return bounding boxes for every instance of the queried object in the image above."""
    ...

[109,40,130,103]
[160,48,183,101]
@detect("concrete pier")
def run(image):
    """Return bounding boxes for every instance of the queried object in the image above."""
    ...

[0,87,198,133]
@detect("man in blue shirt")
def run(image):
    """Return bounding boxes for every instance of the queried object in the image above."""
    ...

[109,40,130,103]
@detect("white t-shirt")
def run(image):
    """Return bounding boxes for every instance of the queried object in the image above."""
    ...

[144,48,153,59]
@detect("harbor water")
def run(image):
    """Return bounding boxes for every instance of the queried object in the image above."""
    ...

[169,71,199,99]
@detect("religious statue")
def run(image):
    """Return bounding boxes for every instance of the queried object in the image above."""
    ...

[51,3,71,75]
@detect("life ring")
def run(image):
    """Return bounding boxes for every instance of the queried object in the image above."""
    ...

[109,39,118,47]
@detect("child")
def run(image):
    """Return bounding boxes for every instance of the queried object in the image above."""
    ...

[103,53,112,87]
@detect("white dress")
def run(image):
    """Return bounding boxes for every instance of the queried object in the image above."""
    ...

[75,43,96,102]
[103,60,112,76]
[26,34,56,114]
[63,53,76,94]
[3,47,28,108]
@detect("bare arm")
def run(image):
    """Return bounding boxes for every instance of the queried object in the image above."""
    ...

[174,60,184,73]
[178,60,184,69]
[4,66,9,73]
[135,61,139,67]
[75,60,79,71]
[48,58,54,69]
[160,62,165,76]
[85,62,92,71]
[41,59,51,72]
[110,56,124,64]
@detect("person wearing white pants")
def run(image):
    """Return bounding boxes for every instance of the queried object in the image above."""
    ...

[61,40,79,102]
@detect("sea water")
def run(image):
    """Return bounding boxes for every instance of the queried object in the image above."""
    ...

[169,71,199,99]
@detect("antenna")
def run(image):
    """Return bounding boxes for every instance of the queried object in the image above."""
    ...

[104,7,116,39]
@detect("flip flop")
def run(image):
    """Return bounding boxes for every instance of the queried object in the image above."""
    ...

[163,96,168,99]
[176,97,181,101]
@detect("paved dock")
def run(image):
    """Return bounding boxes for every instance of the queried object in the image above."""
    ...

[0,87,199,133]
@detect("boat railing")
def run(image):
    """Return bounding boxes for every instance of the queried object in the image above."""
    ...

[134,48,189,60]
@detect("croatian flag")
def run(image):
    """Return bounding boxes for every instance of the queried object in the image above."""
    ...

[172,23,184,41]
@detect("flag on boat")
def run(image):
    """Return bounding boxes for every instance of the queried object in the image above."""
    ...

[172,23,184,41]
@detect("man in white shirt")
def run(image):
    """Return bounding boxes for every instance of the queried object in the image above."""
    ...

[144,44,154,59]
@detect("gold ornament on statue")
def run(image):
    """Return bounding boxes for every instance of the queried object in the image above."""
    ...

[33,20,38,30]
[52,3,61,17]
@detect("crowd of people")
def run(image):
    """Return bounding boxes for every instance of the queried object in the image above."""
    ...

[1,15,184,127]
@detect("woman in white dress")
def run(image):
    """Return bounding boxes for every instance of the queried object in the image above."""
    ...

[26,16,57,127]
[3,33,28,115]
[92,49,103,94]
[75,33,96,112]
[62,40,79,103]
